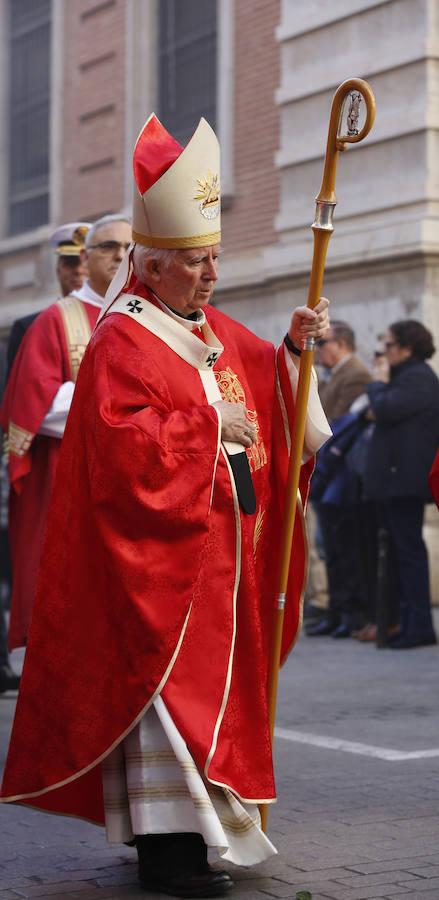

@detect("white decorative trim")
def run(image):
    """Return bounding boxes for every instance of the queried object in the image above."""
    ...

[208,404,222,511]
[98,244,134,319]
[282,344,331,458]
[198,367,244,458]
[1,604,193,804]
[103,695,277,863]
[107,293,224,371]
[201,446,276,807]
[203,448,241,781]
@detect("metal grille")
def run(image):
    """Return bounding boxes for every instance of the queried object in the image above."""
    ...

[159,0,217,145]
[8,0,51,235]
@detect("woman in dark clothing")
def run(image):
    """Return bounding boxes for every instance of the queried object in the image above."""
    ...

[364,320,439,649]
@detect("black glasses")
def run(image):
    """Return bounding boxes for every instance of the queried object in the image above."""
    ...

[88,241,131,255]
[316,338,335,348]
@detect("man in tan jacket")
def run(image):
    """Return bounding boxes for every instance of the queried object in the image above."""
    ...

[318,322,371,420]
[307,321,371,638]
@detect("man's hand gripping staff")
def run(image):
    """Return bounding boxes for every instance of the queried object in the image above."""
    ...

[261,78,376,833]
[214,301,330,446]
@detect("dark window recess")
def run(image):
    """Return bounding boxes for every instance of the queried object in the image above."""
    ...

[8,0,51,235]
[158,0,217,146]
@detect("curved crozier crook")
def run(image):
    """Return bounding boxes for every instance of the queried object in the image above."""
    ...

[334,78,376,148]
[317,77,376,204]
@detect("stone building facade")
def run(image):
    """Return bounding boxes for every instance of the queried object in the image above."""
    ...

[1,0,438,360]
[0,0,437,582]
[0,0,281,331]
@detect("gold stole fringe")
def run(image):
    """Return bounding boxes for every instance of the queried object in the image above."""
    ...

[57,296,92,382]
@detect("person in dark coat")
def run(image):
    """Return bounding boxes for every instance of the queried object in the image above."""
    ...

[306,321,371,638]
[364,319,439,649]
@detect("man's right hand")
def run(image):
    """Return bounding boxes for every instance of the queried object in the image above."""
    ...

[213,401,257,447]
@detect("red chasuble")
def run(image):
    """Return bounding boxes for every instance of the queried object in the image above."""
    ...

[1,285,319,823]
[0,297,99,649]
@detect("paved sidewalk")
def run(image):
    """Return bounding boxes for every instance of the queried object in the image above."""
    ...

[2,626,439,900]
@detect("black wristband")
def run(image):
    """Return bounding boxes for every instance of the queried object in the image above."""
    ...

[284,332,302,357]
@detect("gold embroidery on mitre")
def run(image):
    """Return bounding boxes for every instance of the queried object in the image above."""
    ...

[253,505,265,559]
[215,367,267,473]
[6,422,34,458]
[194,171,220,221]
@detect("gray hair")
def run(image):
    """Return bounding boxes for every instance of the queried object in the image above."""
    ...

[132,244,176,279]
[86,214,131,248]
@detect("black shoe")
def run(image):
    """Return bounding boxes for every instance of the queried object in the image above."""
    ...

[0,665,20,694]
[303,602,327,623]
[305,617,337,637]
[331,623,351,639]
[141,866,234,897]
[136,833,233,897]
[389,634,437,650]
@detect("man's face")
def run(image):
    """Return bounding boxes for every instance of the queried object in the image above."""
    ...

[56,256,88,296]
[316,329,346,369]
[152,245,220,316]
[85,221,132,294]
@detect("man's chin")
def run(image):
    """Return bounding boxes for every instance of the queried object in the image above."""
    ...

[194,291,212,307]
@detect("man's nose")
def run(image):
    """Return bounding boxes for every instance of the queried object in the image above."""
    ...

[204,259,218,281]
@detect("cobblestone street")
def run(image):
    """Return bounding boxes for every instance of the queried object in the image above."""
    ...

[2,622,439,900]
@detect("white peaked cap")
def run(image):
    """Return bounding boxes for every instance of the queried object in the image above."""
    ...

[49,222,91,255]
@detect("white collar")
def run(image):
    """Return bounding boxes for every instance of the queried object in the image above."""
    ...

[152,291,206,332]
[71,281,105,309]
[107,293,223,371]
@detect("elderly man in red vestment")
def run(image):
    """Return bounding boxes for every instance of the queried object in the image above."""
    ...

[0,214,131,651]
[1,117,331,897]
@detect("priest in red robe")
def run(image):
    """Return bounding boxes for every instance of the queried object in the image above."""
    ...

[0,215,131,650]
[1,116,331,897]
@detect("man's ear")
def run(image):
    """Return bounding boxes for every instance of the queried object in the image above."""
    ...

[143,255,162,283]
[79,248,88,266]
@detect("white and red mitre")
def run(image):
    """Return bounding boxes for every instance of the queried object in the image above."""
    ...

[132,114,221,249]
[101,115,221,317]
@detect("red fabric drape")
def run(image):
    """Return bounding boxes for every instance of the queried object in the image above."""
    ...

[1,301,99,648]
[1,302,312,820]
